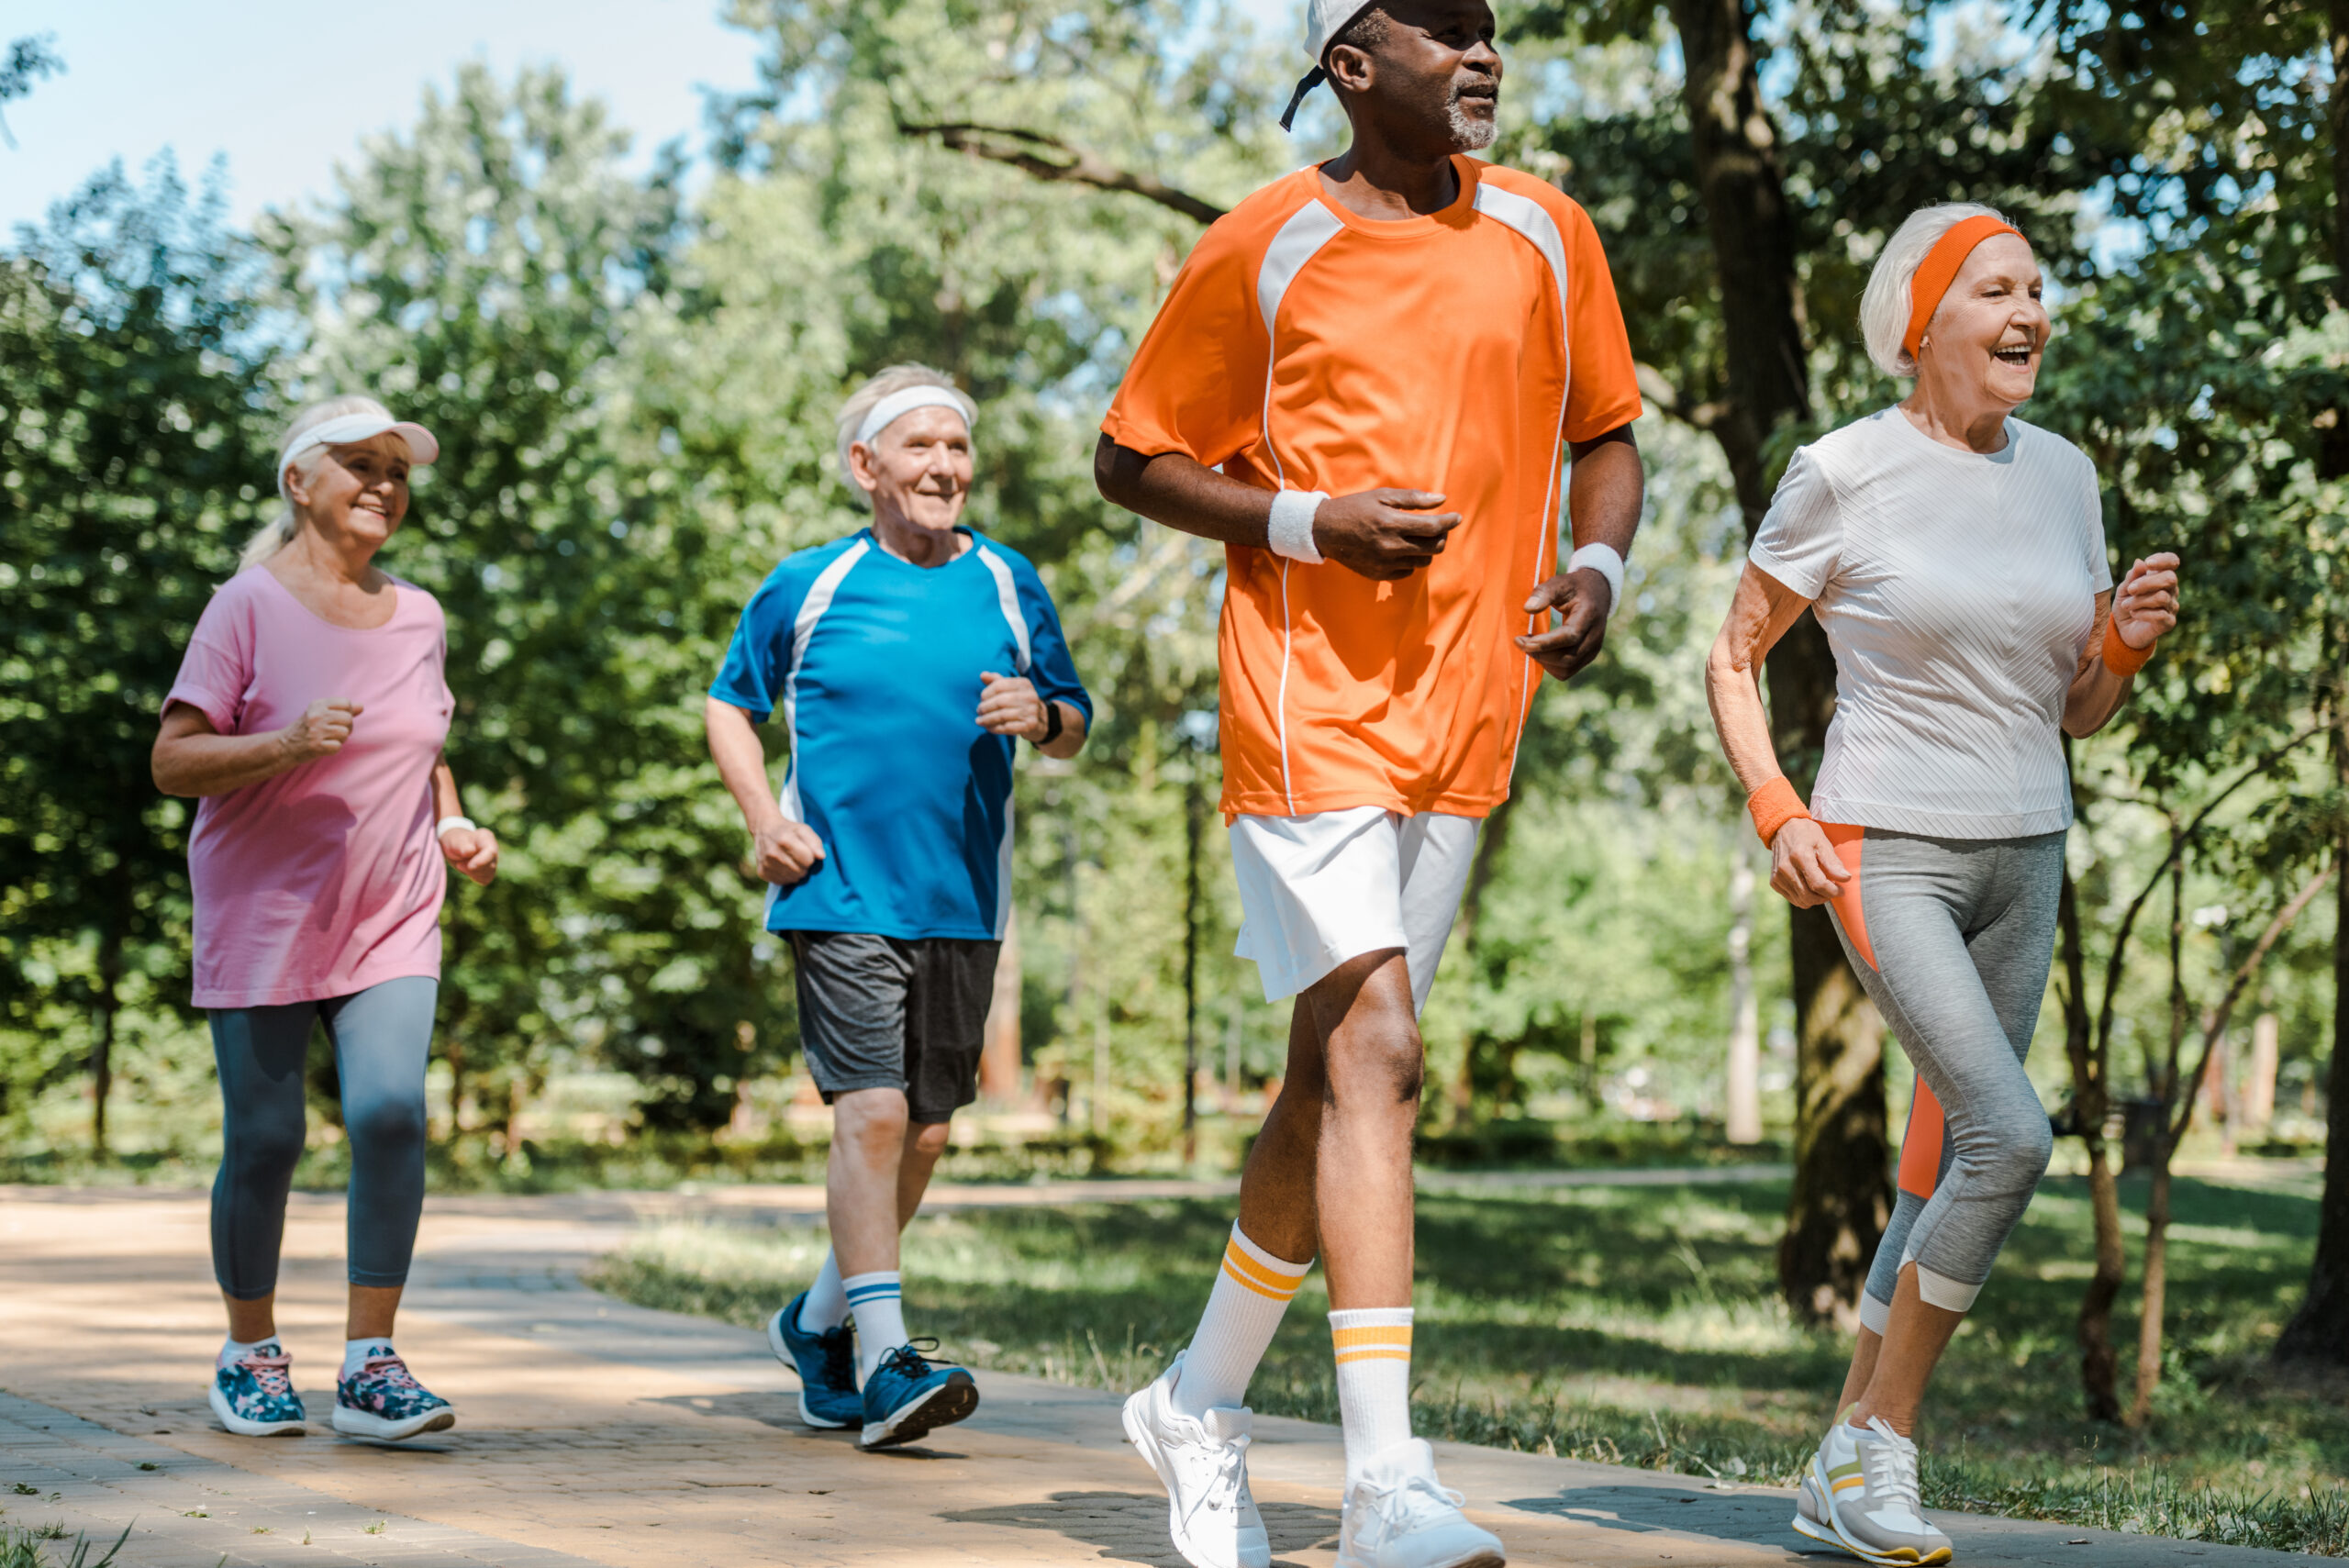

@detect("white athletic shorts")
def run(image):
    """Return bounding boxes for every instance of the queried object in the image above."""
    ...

[1228,806,1480,1014]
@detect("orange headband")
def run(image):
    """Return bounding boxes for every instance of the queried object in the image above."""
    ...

[1903,216,2024,361]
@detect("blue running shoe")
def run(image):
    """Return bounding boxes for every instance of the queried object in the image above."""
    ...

[768,1291,863,1429]
[857,1339,978,1451]
[332,1349,457,1441]
[207,1342,306,1436]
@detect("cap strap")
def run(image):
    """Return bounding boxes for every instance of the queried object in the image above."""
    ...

[1279,68,1326,132]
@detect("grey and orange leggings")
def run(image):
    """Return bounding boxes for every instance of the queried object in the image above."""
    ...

[1817,825,2065,1329]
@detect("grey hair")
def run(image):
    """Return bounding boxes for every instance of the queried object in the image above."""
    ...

[1859,203,2013,378]
[239,394,410,570]
[832,364,975,511]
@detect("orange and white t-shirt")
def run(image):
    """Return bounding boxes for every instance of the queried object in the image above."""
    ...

[1102,156,1642,821]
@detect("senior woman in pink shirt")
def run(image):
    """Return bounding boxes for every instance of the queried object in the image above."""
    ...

[153,395,495,1442]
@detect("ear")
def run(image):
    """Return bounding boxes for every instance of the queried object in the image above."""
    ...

[847,439,880,493]
[282,463,310,508]
[1325,41,1377,96]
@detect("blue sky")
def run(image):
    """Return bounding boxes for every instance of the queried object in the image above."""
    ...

[3,0,1305,234]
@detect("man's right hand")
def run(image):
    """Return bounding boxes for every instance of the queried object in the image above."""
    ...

[752,818,827,886]
[1310,489,1462,581]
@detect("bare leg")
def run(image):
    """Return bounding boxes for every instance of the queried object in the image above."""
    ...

[346,1284,402,1340]
[829,1087,912,1277]
[1306,951,1420,1309]
[1849,1263,1964,1436]
[223,1292,277,1343]
[896,1120,954,1229]
[1834,1326,1883,1416]
[1233,1000,1324,1264]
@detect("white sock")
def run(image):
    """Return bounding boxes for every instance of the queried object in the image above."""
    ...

[1330,1307,1414,1486]
[219,1335,277,1368]
[342,1338,395,1378]
[1172,1222,1312,1421]
[844,1271,907,1385]
[798,1250,849,1333]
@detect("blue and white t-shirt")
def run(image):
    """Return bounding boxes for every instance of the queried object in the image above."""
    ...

[710,528,1092,940]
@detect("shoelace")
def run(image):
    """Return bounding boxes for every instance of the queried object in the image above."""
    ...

[237,1350,294,1400]
[819,1328,856,1390]
[1359,1473,1468,1541]
[1859,1417,1924,1517]
[1172,1423,1253,1524]
[877,1338,958,1380]
[356,1354,424,1393]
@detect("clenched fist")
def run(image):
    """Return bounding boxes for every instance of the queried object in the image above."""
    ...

[278,698,362,764]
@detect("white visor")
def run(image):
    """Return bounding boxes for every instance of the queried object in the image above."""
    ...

[276,412,440,500]
[854,385,974,450]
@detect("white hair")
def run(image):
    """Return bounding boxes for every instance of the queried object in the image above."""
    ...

[832,364,975,511]
[1859,203,2013,378]
[238,395,412,570]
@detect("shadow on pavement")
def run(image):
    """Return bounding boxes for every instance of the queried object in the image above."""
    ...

[942,1489,1338,1566]
[1506,1485,1812,1558]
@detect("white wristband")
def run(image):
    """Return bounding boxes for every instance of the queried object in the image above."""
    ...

[1266,488,1328,564]
[1566,542,1626,616]
[435,816,479,839]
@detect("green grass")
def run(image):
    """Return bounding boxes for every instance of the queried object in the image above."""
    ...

[0,1523,129,1568]
[586,1170,2349,1555]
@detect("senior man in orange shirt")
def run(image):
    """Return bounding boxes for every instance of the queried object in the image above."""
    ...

[1093,3,1644,1563]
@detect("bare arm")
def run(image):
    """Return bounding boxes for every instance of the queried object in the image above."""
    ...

[430,757,498,885]
[2063,552,2179,737]
[704,695,826,886]
[1093,435,1462,581]
[151,698,360,797]
[1704,563,1850,907]
[1514,424,1644,684]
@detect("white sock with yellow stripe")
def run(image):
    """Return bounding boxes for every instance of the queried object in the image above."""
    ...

[1329,1307,1413,1485]
[1171,1222,1313,1422]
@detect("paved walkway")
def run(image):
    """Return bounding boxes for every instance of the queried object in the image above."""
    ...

[0,1184,2304,1567]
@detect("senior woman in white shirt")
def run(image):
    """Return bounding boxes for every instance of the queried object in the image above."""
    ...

[1706,204,2180,1566]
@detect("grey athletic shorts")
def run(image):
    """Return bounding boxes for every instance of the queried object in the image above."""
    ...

[785,931,1001,1123]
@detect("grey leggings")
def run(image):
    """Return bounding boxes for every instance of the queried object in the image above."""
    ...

[1823,828,2063,1325]
[209,977,436,1299]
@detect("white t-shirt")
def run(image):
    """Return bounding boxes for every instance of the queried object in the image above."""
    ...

[1750,407,2112,840]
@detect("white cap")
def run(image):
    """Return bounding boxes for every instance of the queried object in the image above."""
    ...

[1303,0,1377,63]
[275,412,440,500]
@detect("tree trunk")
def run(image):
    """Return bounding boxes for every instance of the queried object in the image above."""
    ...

[1726,851,1762,1144]
[1664,0,1884,1322]
[1182,765,1201,1162]
[2058,855,2126,1419]
[2130,1157,2173,1425]
[92,925,121,1160]
[2277,836,2349,1364]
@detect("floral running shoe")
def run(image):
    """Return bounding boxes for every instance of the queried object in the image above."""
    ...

[332,1348,457,1440]
[857,1340,978,1451]
[207,1342,306,1436]
[769,1290,863,1429]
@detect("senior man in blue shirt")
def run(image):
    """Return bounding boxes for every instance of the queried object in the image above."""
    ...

[706,365,1092,1450]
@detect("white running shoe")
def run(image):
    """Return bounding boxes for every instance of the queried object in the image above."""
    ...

[1334,1438,1505,1568]
[1813,1416,1954,1565]
[1120,1352,1271,1568]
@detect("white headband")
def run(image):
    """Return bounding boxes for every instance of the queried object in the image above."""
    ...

[854,385,974,450]
[276,413,440,500]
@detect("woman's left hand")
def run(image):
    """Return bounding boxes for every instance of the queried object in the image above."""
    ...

[2111,551,2181,651]
[440,826,499,886]
[977,671,1052,742]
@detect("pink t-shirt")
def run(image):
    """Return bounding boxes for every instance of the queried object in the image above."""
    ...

[165,567,453,1008]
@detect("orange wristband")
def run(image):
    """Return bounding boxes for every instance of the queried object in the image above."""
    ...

[1747,776,1811,849]
[2101,617,2154,677]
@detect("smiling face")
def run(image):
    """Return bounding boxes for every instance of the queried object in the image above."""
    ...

[850,404,973,535]
[1917,233,2049,415]
[287,434,411,554]
[1329,0,1502,157]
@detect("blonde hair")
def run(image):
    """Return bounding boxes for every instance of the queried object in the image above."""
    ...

[1859,203,2014,378]
[238,395,413,570]
[832,365,976,511]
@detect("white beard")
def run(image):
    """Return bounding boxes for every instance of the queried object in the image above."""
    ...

[1447,90,1497,151]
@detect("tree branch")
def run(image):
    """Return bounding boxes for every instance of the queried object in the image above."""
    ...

[2169,862,2335,1146]
[896,119,1226,226]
